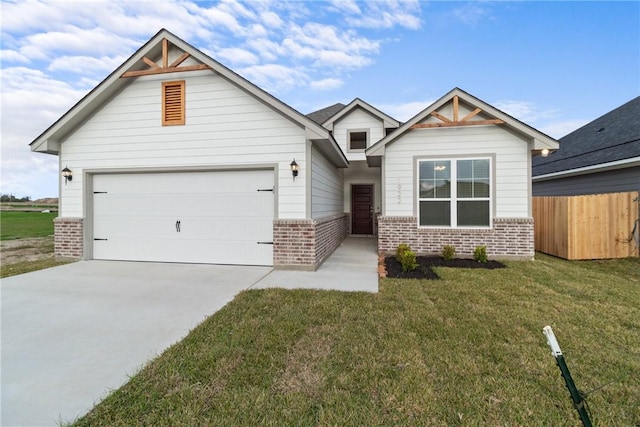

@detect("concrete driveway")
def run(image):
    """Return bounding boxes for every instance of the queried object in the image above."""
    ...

[1,261,270,426]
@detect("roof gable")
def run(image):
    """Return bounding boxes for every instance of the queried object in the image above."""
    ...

[366,87,559,164]
[30,29,347,166]
[532,96,640,176]
[320,98,400,130]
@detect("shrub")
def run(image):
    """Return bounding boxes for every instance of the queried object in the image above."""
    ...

[396,243,411,261]
[396,243,418,272]
[473,245,488,263]
[441,245,456,261]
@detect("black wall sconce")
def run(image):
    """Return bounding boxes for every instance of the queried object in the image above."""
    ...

[290,159,299,180]
[62,166,73,184]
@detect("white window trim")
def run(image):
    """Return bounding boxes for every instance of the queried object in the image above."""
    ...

[416,157,493,229]
[347,129,369,152]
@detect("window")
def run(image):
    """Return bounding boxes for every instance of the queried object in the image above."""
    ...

[418,158,491,227]
[162,80,185,126]
[348,130,367,150]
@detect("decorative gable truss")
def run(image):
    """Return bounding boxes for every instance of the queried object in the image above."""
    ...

[410,95,504,129]
[121,38,210,78]
[121,38,211,126]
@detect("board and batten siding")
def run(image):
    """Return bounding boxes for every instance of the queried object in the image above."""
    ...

[311,145,344,218]
[383,125,531,218]
[58,69,308,219]
[333,108,385,161]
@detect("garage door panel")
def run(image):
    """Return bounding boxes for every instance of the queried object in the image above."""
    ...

[93,170,274,266]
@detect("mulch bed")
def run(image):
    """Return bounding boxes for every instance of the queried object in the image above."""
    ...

[384,256,506,280]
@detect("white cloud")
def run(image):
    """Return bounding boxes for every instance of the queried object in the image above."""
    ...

[329,0,361,15]
[260,11,284,28]
[239,64,308,94]
[451,2,494,26]
[0,67,87,199]
[379,99,436,122]
[48,55,127,75]
[20,27,139,60]
[540,119,588,139]
[245,38,283,62]
[0,49,30,63]
[310,78,344,91]
[493,100,557,123]
[216,47,259,66]
[347,0,422,30]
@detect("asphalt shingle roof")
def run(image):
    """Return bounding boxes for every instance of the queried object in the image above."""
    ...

[532,96,640,176]
[306,103,346,125]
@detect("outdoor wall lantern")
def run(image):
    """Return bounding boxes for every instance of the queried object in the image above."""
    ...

[541,148,550,157]
[61,166,73,184]
[290,159,299,180]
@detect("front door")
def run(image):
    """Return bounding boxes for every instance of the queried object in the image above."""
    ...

[351,184,373,235]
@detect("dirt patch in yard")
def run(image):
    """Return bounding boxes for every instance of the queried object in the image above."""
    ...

[272,325,334,398]
[1,236,55,264]
[385,256,506,279]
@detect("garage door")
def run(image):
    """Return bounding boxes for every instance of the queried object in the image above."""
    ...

[93,170,274,266]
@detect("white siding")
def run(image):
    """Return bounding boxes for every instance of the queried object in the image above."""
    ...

[311,145,344,218]
[59,70,308,219]
[384,126,530,218]
[333,108,385,162]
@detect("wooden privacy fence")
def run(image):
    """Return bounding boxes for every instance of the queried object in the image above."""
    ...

[533,191,639,260]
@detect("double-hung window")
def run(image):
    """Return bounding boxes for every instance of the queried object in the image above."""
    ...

[418,158,491,227]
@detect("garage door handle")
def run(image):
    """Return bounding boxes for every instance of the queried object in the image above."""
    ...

[257,241,273,245]
[176,220,181,232]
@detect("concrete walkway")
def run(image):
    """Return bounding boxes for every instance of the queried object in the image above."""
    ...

[253,236,379,293]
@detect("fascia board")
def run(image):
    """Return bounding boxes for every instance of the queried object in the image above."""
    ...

[532,157,640,181]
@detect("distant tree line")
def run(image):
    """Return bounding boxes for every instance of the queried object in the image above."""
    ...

[1,194,31,202]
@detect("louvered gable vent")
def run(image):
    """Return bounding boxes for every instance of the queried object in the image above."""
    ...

[162,80,185,125]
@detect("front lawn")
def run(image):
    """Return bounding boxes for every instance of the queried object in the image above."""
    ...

[0,211,56,240]
[74,254,639,426]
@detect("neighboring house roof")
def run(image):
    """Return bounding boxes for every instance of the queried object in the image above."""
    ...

[532,96,640,178]
[319,98,400,130]
[366,87,559,166]
[307,103,346,124]
[30,29,348,168]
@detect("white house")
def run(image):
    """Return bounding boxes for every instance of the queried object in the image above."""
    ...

[31,29,558,269]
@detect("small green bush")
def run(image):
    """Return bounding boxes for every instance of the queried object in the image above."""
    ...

[396,243,418,272]
[473,245,488,263]
[441,245,456,261]
[396,243,411,261]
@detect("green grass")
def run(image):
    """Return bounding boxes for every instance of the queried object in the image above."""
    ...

[1,211,56,240]
[1,258,73,278]
[73,254,639,426]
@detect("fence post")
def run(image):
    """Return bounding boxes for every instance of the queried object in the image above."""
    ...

[542,326,592,427]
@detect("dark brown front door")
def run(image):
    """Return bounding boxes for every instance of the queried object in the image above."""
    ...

[351,185,373,235]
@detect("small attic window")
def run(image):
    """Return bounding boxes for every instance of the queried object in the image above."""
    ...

[162,80,185,126]
[349,130,368,151]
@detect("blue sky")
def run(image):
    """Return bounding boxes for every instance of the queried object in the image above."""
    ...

[1,0,639,200]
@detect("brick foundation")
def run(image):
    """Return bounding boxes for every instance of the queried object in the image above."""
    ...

[378,216,534,260]
[273,214,347,270]
[54,217,84,259]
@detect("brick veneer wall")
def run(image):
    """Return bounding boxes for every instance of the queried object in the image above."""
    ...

[273,214,347,270]
[378,216,534,260]
[54,217,84,259]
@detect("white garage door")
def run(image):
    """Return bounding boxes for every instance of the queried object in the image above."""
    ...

[93,170,274,266]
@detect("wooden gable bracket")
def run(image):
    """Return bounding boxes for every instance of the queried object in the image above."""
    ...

[410,96,505,129]
[121,38,210,78]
